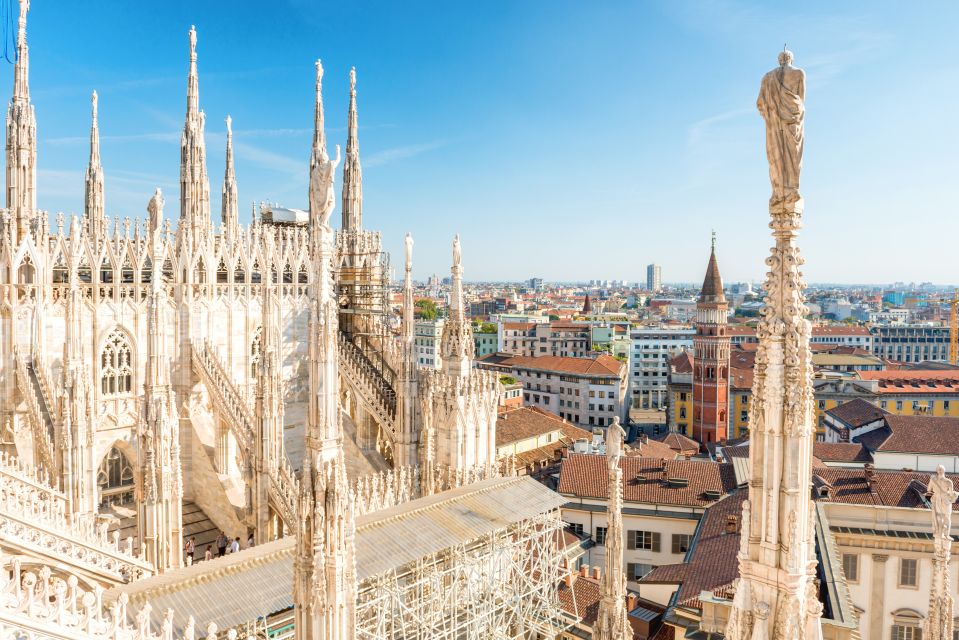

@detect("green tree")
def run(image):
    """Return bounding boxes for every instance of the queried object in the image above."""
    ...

[415,299,438,320]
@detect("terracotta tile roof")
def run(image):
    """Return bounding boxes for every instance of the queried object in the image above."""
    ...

[875,414,959,455]
[557,574,601,625]
[811,326,871,336]
[811,442,872,464]
[502,322,535,331]
[825,399,887,428]
[496,406,588,446]
[558,454,737,507]
[640,563,689,584]
[813,468,959,509]
[856,370,959,394]
[556,575,649,637]
[656,490,747,609]
[730,366,754,391]
[656,432,700,455]
[480,353,624,377]
[628,437,679,461]
[670,351,693,374]
[857,369,959,381]
[698,246,725,304]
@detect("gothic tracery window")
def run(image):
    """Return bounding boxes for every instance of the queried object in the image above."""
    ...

[97,446,134,508]
[101,329,134,396]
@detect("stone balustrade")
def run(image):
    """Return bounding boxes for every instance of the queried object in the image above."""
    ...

[336,333,396,437]
[0,468,152,583]
[13,347,56,474]
[191,341,301,531]
[190,341,255,456]
[0,452,66,507]
[0,557,242,640]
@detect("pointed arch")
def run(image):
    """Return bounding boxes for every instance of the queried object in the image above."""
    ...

[216,257,229,283]
[97,443,135,509]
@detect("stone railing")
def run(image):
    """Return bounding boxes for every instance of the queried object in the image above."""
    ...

[0,557,243,640]
[267,456,299,527]
[13,347,56,474]
[0,471,153,584]
[31,349,59,431]
[190,341,254,457]
[337,333,396,437]
[0,452,67,510]
[191,341,300,531]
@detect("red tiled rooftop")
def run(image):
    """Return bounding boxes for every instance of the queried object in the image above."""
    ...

[479,353,624,376]
[558,454,737,507]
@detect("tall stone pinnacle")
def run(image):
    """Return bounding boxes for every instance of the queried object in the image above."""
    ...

[6,0,37,241]
[179,25,211,240]
[222,115,238,233]
[13,0,29,104]
[85,90,105,239]
[341,67,363,231]
[592,418,630,640]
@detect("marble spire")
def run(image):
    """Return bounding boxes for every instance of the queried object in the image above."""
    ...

[221,115,238,234]
[725,49,822,640]
[6,0,37,242]
[138,188,183,573]
[341,68,363,231]
[179,25,211,242]
[926,466,958,640]
[592,417,630,640]
[440,235,474,377]
[294,61,354,640]
[308,60,339,231]
[84,90,106,240]
[395,232,419,468]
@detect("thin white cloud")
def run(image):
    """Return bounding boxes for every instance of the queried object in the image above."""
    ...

[687,108,751,147]
[365,139,448,168]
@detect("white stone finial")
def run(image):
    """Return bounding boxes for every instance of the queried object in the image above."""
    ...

[189,25,197,61]
[405,233,413,273]
[91,90,98,121]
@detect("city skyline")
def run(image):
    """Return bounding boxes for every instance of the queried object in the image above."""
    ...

[7,0,958,283]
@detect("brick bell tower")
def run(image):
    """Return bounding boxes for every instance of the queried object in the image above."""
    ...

[692,233,730,444]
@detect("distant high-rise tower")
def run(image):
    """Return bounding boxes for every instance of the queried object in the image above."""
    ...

[646,263,662,293]
[692,235,729,444]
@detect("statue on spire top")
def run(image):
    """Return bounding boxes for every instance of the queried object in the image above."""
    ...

[757,49,805,211]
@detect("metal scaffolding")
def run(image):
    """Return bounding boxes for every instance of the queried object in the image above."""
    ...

[355,510,570,640]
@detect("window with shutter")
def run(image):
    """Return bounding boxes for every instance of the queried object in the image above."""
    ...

[652,532,661,552]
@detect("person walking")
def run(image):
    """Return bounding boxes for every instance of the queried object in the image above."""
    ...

[247,533,255,549]
[228,536,240,554]
[204,545,213,562]
[184,537,196,565]
[216,531,228,558]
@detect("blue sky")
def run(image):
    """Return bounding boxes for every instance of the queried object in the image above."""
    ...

[10,1,959,284]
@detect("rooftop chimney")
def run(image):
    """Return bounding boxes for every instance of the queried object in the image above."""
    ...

[592,566,601,580]
[580,564,589,577]
[725,514,739,535]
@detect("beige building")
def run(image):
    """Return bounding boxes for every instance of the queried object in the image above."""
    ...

[478,353,628,429]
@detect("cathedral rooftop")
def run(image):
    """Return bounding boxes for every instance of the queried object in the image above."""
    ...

[104,476,566,635]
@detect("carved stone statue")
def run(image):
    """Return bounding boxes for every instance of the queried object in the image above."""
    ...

[309,145,341,227]
[930,465,958,541]
[757,49,805,210]
[452,234,461,267]
[147,188,164,238]
[606,416,625,468]
[405,233,413,273]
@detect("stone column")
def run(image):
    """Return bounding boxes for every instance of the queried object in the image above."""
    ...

[868,554,888,639]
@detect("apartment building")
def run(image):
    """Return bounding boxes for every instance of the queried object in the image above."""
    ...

[477,353,627,430]
[629,327,694,410]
